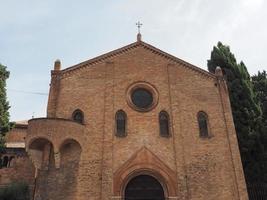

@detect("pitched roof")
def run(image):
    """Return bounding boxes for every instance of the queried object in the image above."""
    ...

[6,142,25,148]
[15,120,28,125]
[15,120,28,128]
[61,40,215,79]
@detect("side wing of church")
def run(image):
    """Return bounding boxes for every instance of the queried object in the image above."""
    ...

[1,35,248,200]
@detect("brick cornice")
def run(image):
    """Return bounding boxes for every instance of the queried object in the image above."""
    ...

[60,41,215,80]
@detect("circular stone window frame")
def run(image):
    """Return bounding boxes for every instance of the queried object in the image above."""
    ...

[126,81,159,112]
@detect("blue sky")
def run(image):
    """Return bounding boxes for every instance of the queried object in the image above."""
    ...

[1,0,266,121]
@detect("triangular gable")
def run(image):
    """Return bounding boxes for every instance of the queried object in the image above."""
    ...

[61,40,215,79]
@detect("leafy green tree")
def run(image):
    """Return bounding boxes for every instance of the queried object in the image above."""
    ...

[0,63,11,153]
[207,42,265,183]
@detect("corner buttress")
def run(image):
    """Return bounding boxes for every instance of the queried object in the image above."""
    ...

[47,60,61,118]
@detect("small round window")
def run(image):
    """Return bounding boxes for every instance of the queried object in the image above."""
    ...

[131,88,153,109]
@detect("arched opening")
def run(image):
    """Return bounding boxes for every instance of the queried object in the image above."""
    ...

[124,175,165,200]
[29,137,51,200]
[60,139,82,167]
[58,139,82,200]
[28,138,54,169]
[9,156,15,167]
[3,156,9,168]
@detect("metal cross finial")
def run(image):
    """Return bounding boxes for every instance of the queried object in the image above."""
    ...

[136,21,143,34]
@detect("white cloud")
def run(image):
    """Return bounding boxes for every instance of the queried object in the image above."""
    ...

[1,0,266,120]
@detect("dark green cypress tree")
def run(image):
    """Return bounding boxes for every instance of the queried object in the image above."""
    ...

[252,71,267,127]
[252,71,267,181]
[0,63,11,153]
[207,42,265,183]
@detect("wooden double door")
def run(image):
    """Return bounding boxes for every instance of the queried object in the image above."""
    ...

[124,175,165,200]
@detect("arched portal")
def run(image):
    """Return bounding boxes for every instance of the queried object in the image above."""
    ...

[124,175,165,200]
[28,137,54,169]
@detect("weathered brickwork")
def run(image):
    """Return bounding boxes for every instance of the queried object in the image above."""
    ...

[0,151,35,187]
[0,125,35,196]
[1,36,248,200]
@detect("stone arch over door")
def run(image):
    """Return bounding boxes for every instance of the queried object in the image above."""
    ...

[113,147,177,198]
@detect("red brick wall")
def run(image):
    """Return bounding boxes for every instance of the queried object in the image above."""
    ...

[0,152,35,196]
[25,42,248,200]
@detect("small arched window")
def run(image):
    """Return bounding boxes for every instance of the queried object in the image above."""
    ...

[159,111,170,137]
[3,156,9,168]
[197,111,209,138]
[9,156,15,167]
[72,109,84,124]
[115,110,127,137]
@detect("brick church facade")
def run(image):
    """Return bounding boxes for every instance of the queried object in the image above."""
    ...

[1,34,248,199]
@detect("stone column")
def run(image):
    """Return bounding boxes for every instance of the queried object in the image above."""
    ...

[42,143,51,170]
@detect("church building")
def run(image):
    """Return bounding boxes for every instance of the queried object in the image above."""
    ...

[1,33,248,200]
